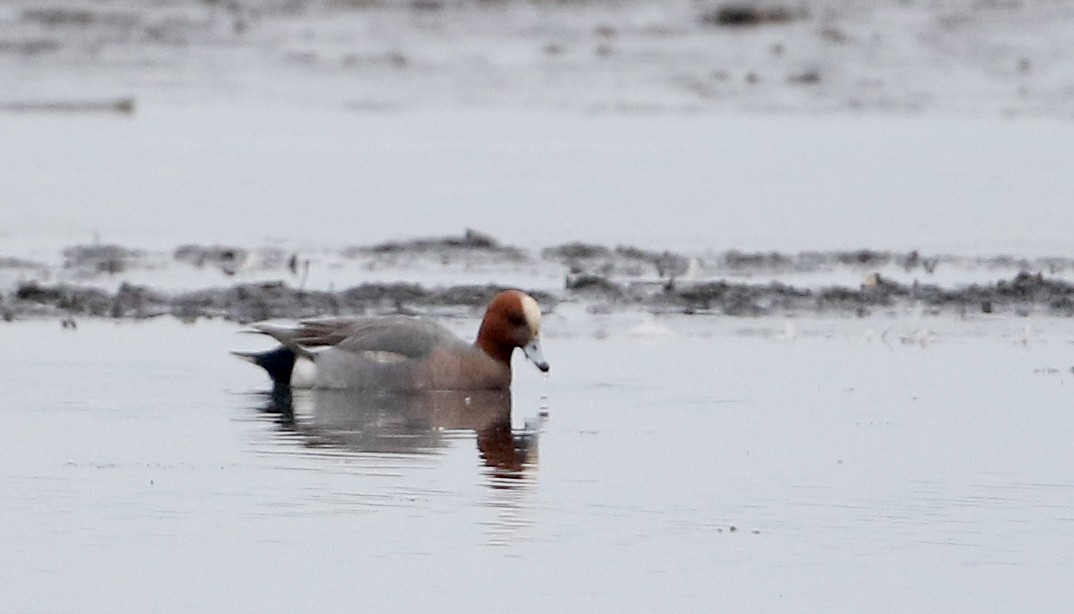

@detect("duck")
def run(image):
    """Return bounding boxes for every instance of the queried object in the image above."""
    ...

[235,289,550,391]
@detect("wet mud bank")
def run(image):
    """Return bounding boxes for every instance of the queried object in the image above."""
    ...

[7,279,553,323]
[6,232,1074,323]
[3,0,1072,116]
[7,270,1074,323]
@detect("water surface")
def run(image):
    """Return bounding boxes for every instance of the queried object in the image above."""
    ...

[4,315,1073,611]
[3,109,1074,258]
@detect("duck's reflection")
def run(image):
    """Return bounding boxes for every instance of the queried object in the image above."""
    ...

[253,385,541,478]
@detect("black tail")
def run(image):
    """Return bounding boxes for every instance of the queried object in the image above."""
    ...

[233,346,297,386]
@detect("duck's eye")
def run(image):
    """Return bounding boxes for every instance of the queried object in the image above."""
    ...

[507,314,527,327]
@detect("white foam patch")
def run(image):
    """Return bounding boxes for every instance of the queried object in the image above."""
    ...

[628,315,674,338]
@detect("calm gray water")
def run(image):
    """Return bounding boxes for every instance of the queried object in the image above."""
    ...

[4,314,1074,612]
[4,109,1074,258]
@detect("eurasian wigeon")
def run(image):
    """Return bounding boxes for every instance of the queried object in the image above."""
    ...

[236,289,550,390]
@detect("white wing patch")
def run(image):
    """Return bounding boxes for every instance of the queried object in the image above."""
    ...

[357,350,409,364]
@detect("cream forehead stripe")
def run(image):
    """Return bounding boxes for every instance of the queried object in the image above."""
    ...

[520,294,542,333]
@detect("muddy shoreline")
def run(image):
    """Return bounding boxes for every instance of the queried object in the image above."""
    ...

[5,232,1074,323]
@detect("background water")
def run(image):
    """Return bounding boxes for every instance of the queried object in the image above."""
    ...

[4,315,1074,611]
[4,109,1074,258]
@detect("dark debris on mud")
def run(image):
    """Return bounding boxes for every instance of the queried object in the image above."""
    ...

[343,228,528,263]
[660,271,1074,318]
[6,234,1074,323]
[699,4,804,28]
